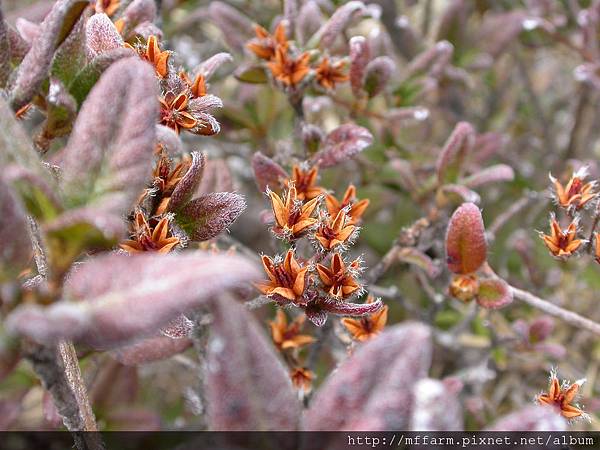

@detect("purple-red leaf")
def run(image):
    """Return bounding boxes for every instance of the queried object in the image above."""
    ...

[0,98,53,184]
[6,252,259,349]
[167,152,205,212]
[112,335,192,366]
[363,56,395,98]
[438,184,481,206]
[155,124,183,156]
[318,298,383,317]
[9,0,89,111]
[251,152,287,193]
[197,159,234,195]
[68,46,135,106]
[85,13,123,59]
[476,278,513,309]
[0,175,31,282]
[59,57,157,215]
[205,297,300,430]
[305,322,432,430]
[462,164,515,189]
[436,121,475,184]
[119,0,157,32]
[197,52,233,80]
[485,405,566,431]
[349,36,370,97]
[445,202,487,274]
[208,2,253,53]
[0,4,10,88]
[179,192,246,241]
[312,124,373,168]
[317,1,366,49]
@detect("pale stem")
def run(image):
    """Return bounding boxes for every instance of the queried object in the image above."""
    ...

[511,286,600,337]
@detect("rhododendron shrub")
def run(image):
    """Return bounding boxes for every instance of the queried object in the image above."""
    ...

[3,0,600,440]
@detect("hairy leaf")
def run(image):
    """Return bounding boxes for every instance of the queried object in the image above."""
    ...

[208,2,254,53]
[485,405,566,431]
[9,0,89,111]
[477,278,513,309]
[312,124,373,168]
[205,297,300,430]
[445,202,487,274]
[234,64,268,84]
[462,164,515,189]
[349,35,370,97]
[85,13,123,59]
[0,175,32,281]
[6,252,259,348]
[112,335,192,366]
[315,1,366,49]
[436,121,475,184]
[167,152,205,212]
[178,192,246,241]
[0,2,10,88]
[44,77,77,139]
[68,47,135,106]
[305,322,432,430]
[60,57,157,215]
[197,52,233,80]
[251,152,287,192]
[363,56,395,98]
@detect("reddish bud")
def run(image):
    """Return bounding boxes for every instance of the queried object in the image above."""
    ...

[445,202,487,274]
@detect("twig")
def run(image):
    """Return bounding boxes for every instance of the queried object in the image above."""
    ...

[487,191,542,241]
[564,85,592,162]
[365,246,401,284]
[27,217,47,278]
[191,311,211,430]
[586,203,600,252]
[511,286,600,337]
[24,341,103,450]
[244,295,272,310]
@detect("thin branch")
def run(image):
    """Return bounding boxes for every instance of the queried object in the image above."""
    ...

[487,191,542,240]
[511,286,600,337]
[244,295,272,310]
[190,311,212,430]
[23,341,103,450]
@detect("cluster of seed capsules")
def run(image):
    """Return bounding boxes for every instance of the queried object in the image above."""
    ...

[255,164,388,394]
[539,167,600,261]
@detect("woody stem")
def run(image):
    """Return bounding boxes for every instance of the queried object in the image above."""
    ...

[510,285,600,337]
[24,341,103,450]
[585,204,600,252]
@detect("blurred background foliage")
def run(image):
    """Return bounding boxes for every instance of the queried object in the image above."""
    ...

[3,0,600,431]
